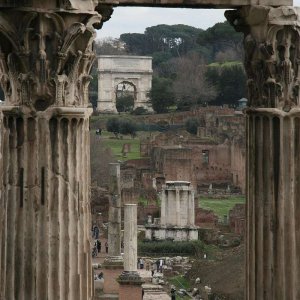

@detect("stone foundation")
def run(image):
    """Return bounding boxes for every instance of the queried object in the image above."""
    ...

[145,226,198,241]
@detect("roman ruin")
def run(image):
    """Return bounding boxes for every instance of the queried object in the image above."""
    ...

[0,0,299,299]
[102,163,123,296]
[97,55,153,113]
[145,181,198,241]
[118,204,144,300]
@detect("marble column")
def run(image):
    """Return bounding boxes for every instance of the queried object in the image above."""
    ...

[102,163,123,295]
[0,2,113,299]
[107,163,122,258]
[118,204,144,300]
[160,189,166,226]
[188,190,195,226]
[226,6,300,300]
[175,188,181,226]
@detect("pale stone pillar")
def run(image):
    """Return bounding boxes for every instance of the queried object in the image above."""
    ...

[118,204,144,300]
[175,188,181,226]
[107,163,122,257]
[123,204,138,272]
[160,190,166,226]
[188,190,195,226]
[102,163,124,295]
[226,6,300,300]
[0,2,113,300]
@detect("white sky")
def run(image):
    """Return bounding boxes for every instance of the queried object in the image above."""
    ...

[96,1,300,40]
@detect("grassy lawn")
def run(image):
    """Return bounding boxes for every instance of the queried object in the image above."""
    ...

[199,196,245,218]
[101,132,141,161]
[168,276,191,300]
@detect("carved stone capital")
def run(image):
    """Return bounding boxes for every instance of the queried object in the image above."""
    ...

[0,8,104,112]
[226,6,300,111]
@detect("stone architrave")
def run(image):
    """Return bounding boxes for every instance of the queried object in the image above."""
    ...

[118,204,144,300]
[226,6,300,300]
[0,1,113,299]
[97,55,153,113]
[102,163,124,295]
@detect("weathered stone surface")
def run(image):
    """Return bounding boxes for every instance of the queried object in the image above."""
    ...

[115,0,292,8]
[97,55,153,113]
[226,5,300,300]
[0,3,106,299]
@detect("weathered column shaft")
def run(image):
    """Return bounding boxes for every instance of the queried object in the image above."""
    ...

[188,190,195,226]
[108,163,122,257]
[0,2,112,299]
[123,204,138,272]
[160,190,166,226]
[175,188,181,226]
[226,6,300,300]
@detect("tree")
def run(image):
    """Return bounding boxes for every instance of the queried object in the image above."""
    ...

[148,77,175,113]
[106,118,120,137]
[94,37,127,55]
[185,118,200,135]
[119,119,137,138]
[171,53,217,110]
[116,95,134,112]
[197,21,243,61]
[206,63,247,106]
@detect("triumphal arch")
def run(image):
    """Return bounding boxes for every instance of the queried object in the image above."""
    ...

[0,0,299,299]
[97,55,153,113]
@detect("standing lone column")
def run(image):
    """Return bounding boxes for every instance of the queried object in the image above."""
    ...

[226,6,300,300]
[102,163,124,295]
[118,204,144,300]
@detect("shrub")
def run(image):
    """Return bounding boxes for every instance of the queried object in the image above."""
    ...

[131,107,148,115]
[106,117,120,137]
[138,240,206,257]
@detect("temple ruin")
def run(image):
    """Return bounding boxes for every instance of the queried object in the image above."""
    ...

[145,181,198,241]
[0,0,299,299]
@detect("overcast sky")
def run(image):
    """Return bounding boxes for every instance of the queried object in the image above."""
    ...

[96,1,300,40]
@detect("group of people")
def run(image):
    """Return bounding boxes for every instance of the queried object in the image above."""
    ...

[137,258,164,276]
[92,239,109,257]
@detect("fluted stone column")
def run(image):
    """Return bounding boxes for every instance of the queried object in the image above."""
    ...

[226,6,300,300]
[107,163,122,258]
[118,204,144,300]
[102,163,124,295]
[0,1,113,299]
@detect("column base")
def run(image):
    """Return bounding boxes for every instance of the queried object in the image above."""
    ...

[102,257,124,295]
[117,272,144,300]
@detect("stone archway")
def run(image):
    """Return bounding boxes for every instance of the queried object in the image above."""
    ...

[97,55,153,113]
[115,80,136,112]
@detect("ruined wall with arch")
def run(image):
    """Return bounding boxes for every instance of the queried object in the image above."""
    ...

[97,55,153,113]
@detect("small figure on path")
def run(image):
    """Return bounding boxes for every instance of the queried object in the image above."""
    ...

[171,286,176,300]
[139,258,144,269]
[105,241,108,253]
[151,263,156,277]
[156,259,160,272]
[159,258,164,273]
[96,240,101,253]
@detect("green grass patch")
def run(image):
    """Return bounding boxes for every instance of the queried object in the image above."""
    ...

[199,196,245,218]
[102,134,141,161]
[169,275,190,290]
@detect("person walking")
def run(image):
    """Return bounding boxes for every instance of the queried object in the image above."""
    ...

[156,259,160,272]
[105,241,108,253]
[97,240,101,253]
[159,258,164,273]
[151,263,156,277]
[140,258,144,269]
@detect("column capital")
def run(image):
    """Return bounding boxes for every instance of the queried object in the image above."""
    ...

[0,4,112,112]
[226,6,300,111]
